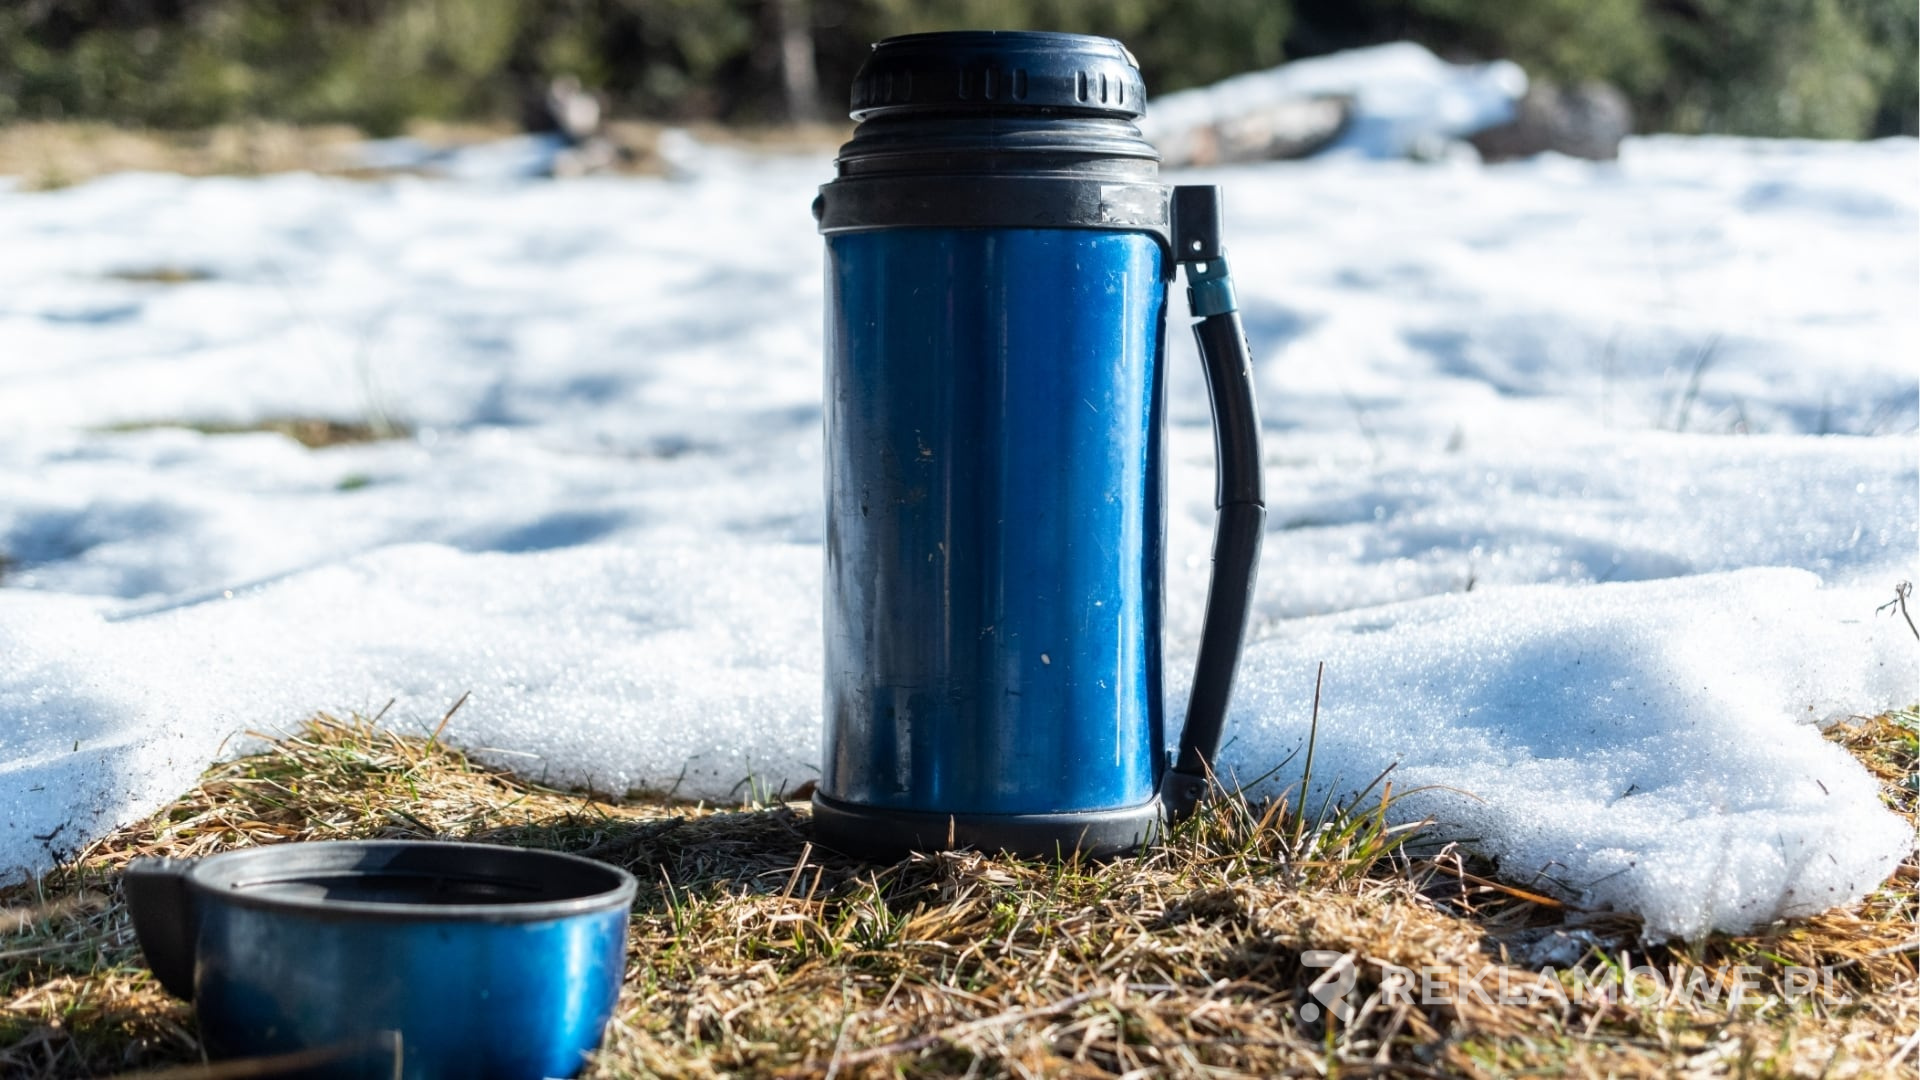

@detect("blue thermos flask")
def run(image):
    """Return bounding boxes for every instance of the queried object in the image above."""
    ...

[813,31,1265,858]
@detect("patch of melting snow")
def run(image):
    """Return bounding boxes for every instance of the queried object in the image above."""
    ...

[0,129,1913,940]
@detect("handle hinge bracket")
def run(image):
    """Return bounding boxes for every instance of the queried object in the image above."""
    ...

[1172,185,1238,316]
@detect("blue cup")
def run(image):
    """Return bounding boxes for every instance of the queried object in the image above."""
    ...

[126,840,636,1079]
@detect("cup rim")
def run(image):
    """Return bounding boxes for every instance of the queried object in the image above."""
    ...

[184,839,639,924]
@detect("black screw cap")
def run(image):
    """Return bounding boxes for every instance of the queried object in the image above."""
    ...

[850,31,1147,122]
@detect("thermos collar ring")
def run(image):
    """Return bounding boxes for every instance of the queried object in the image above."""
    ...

[815,177,1177,275]
[815,178,1242,301]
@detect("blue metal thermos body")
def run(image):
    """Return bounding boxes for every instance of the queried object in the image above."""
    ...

[814,32,1265,858]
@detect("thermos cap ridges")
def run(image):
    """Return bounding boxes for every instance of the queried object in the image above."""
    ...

[850,30,1147,122]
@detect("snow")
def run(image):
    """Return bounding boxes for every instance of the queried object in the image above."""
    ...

[0,124,1915,940]
[1222,569,1913,938]
[346,133,578,180]
[1141,42,1528,159]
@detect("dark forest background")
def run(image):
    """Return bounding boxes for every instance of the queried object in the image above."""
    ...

[2,0,1914,139]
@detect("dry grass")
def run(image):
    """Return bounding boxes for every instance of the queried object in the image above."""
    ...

[1,709,1914,1079]
[100,418,407,450]
[0,120,848,191]
[0,122,369,190]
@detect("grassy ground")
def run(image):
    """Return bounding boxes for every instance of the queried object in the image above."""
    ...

[0,122,368,190]
[100,418,409,450]
[1,710,1913,1078]
[0,121,847,191]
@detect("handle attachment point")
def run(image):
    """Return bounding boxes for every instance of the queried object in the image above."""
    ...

[1171,186,1225,261]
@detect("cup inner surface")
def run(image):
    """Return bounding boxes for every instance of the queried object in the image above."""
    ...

[192,840,636,920]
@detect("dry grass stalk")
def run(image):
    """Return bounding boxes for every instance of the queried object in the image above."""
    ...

[2,709,1913,1078]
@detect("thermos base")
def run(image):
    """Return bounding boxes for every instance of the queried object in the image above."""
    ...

[810,792,1164,861]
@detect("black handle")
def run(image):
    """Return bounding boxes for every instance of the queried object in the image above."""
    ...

[1163,186,1266,821]
[125,857,199,1000]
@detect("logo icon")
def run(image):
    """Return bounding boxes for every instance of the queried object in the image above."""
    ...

[1299,950,1357,1023]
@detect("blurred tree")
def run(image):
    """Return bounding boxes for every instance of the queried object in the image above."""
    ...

[0,0,1913,137]
[0,0,529,133]
[773,0,822,122]
[1286,0,1915,139]
[1400,0,1666,97]
[1650,0,1914,138]
[1851,0,1919,135]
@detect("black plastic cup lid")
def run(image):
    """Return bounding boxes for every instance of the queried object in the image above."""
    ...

[850,30,1146,122]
